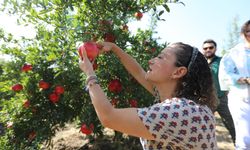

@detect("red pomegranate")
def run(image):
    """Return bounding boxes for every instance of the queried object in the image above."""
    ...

[55,85,65,95]
[21,64,33,72]
[78,41,99,61]
[39,80,50,90]
[108,79,122,93]
[129,99,138,107]
[80,123,94,135]
[49,93,59,103]
[134,11,143,20]
[23,100,30,108]
[12,84,23,91]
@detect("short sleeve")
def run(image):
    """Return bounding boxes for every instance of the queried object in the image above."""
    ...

[137,99,187,142]
[137,98,217,149]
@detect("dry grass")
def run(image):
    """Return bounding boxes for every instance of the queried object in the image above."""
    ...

[215,112,235,150]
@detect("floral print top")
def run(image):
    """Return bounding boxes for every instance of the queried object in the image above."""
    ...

[137,97,217,150]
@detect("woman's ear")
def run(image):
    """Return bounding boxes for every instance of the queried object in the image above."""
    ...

[172,67,187,79]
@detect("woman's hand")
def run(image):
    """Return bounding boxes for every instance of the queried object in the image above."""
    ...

[237,77,248,84]
[97,42,115,54]
[246,77,250,85]
[79,45,95,76]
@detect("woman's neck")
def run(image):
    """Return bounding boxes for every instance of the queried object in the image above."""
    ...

[245,43,250,49]
[244,40,250,49]
[154,81,177,102]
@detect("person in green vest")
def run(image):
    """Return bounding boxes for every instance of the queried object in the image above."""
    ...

[202,39,235,144]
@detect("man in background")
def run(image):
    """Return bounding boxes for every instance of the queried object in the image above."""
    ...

[202,39,235,144]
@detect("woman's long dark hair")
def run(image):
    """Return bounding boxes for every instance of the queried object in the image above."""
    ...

[171,42,217,111]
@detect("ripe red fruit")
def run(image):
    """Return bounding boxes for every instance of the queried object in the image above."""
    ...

[23,100,30,108]
[39,80,50,90]
[108,79,122,93]
[103,33,116,42]
[55,85,65,95]
[49,93,59,103]
[80,123,94,135]
[78,42,99,61]
[21,64,33,72]
[129,99,138,107]
[12,84,23,91]
[134,11,143,20]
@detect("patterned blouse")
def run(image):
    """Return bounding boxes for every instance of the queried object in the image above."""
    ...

[137,97,217,150]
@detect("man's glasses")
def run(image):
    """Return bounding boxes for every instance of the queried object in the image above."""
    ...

[203,46,214,50]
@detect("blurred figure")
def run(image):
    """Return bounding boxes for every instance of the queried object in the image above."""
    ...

[202,39,235,144]
[219,20,250,149]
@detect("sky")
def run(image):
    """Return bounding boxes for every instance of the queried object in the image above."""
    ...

[129,0,250,55]
[0,0,250,58]
[155,0,250,54]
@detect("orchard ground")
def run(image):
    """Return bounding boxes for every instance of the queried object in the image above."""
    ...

[41,112,235,150]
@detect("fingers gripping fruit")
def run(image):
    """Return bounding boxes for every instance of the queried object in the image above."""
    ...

[78,41,99,61]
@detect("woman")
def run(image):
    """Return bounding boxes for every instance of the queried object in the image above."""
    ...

[79,42,218,149]
[219,20,250,149]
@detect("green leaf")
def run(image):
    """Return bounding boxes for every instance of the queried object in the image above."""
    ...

[159,10,164,16]
[163,4,170,12]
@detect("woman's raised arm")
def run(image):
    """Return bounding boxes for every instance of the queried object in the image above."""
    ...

[98,42,154,94]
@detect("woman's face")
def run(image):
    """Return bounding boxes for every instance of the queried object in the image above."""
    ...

[145,47,179,82]
[243,24,250,43]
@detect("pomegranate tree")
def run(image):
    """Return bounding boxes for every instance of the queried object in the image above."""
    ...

[0,0,174,149]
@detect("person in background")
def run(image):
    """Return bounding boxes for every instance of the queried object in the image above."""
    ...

[219,20,250,149]
[202,39,235,144]
[79,41,218,149]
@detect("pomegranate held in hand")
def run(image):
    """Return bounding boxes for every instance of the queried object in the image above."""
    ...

[78,41,99,61]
